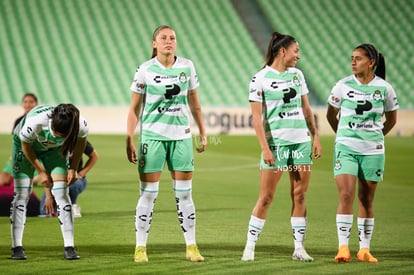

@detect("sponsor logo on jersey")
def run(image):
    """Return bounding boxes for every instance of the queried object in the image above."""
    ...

[136,83,145,90]
[278,110,299,119]
[330,95,340,103]
[282,88,297,103]
[157,106,181,113]
[355,100,372,115]
[348,122,373,129]
[164,84,181,99]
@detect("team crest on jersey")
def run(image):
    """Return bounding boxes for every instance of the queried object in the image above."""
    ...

[372,90,383,101]
[292,76,300,86]
[139,156,145,168]
[179,72,187,83]
[335,160,342,170]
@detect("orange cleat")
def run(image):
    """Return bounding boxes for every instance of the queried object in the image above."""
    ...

[357,248,378,263]
[335,245,351,263]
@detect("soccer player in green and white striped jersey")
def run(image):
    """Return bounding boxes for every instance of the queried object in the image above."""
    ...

[126,25,206,263]
[241,32,322,262]
[327,44,398,263]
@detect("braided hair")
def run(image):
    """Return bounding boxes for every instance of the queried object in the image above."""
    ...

[355,44,386,79]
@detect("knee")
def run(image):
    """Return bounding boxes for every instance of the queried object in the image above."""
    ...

[340,191,354,206]
[293,192,306,205]
[258,193,274,209]
[358,195,373,209]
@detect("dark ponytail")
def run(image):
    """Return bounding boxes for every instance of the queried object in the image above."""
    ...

[264,32,297,67]
[355,44,386,79]
[50,104,80,156]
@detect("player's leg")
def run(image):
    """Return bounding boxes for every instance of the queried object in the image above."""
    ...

[356,154,382,263]
[168,139,203,262]
[134,140,165,263]
[333,146,359,263]
[356,178,378,263]
[46,149,80,260]
[289,167,313,262]
[242,167,283,261]
[10,138,34,260]
[134,174,160,263]
[288,142,314,262]
[10,177,32,260]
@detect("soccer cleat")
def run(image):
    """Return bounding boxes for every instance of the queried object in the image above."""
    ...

[11,246,27,260]
[357,248,378,263]
[186,244,204,262]
[292,247,314,262]
[64,246,80,260]
[241,248,255,261]
[72,204,82,218]
[134,246,148,263]
[335,245,351,263]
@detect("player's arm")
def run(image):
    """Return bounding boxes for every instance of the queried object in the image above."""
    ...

[21,141,52,187]
[250,101,274,166]
[302,95,321,158]
[43,186,55,214]
[77,147,98,178]
[382,110,397,136]
[67,137,87,185]
[326,104,340,133]
[188,89,207,153]
[126,92,142,163]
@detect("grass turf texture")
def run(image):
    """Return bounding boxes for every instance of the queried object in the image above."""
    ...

[0,134,413,274]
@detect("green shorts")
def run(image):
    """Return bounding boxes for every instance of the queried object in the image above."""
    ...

[138,138,194,173]
[333,143,384,182]
[12,135,68,179]
[2,159,13,174]
[261,141,312,170]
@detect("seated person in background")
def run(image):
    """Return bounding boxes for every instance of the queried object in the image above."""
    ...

[0,158,40,217]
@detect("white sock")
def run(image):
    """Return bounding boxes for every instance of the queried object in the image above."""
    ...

[52,181,74,247]
[291,217,307,250]
[336,214,353,247]
[358,217,374,249]
[173,180,196,246]
[245,215,265,250]
[135,181,159,247]
[10,178,31,247]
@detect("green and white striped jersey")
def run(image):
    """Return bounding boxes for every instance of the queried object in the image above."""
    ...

[14,105,89,152]
[130,56,199,140]
[327,75,399,155]
[249,66,311,146]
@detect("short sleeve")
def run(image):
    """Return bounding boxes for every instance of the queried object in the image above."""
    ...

[187,60,200,91]
[384,84,399,112]
[249,74,263,103]
[78,116,89,138]
[327,82,342,109]
[130,66,146,94]
[297,69,309,96]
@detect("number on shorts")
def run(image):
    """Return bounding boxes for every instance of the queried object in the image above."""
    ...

[140,143,148,155]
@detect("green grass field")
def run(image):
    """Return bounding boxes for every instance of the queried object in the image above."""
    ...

[0,134,413,274]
